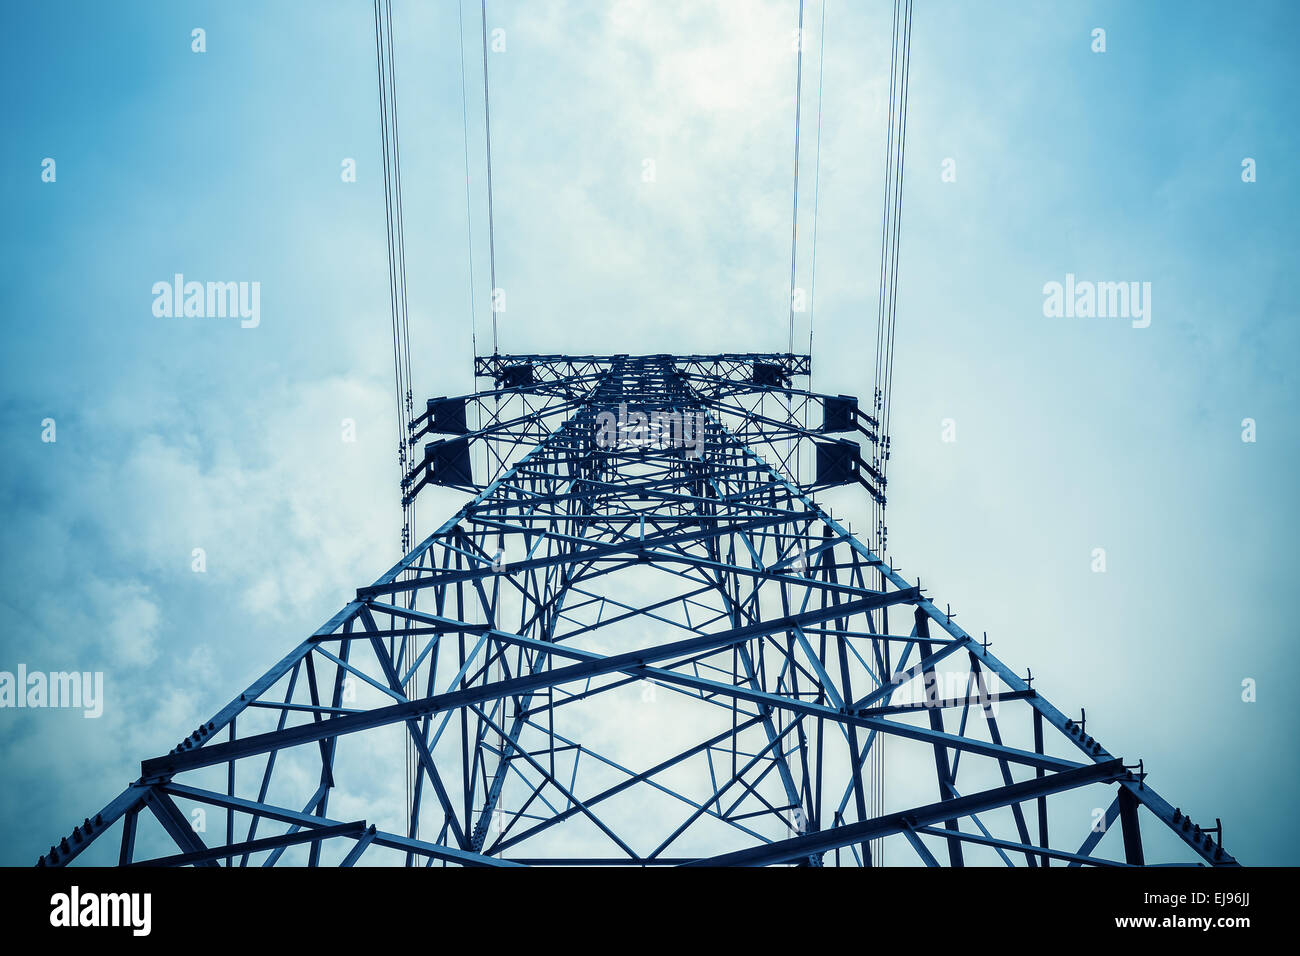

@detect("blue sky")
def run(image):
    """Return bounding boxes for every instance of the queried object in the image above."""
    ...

[1,0,1297,865]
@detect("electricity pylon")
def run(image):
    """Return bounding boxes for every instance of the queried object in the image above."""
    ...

[41,353,1236,866]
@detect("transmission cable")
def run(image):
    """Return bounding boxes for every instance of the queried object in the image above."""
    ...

[868,0,912,866]
[804,0,827,488]
[481,0,500,355]
[872,0,912,560]
[459,0,480,396]
[373,0,419,845]
[786,0,807,357]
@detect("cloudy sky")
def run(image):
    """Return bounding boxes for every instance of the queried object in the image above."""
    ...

[2,0,1297,865]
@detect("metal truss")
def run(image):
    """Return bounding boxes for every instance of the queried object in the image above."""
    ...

[41,354,1236,867]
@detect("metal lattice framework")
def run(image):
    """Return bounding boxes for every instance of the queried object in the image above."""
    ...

[41,354,1235,867]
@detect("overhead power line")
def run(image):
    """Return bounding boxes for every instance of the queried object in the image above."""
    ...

[481,0,501,356]
[786,0,807,357]
[872,0,913,560]
[373,0,420,847]
[459,0,479,376]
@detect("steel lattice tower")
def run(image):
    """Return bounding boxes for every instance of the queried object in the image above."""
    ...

[41,353,1235,867]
